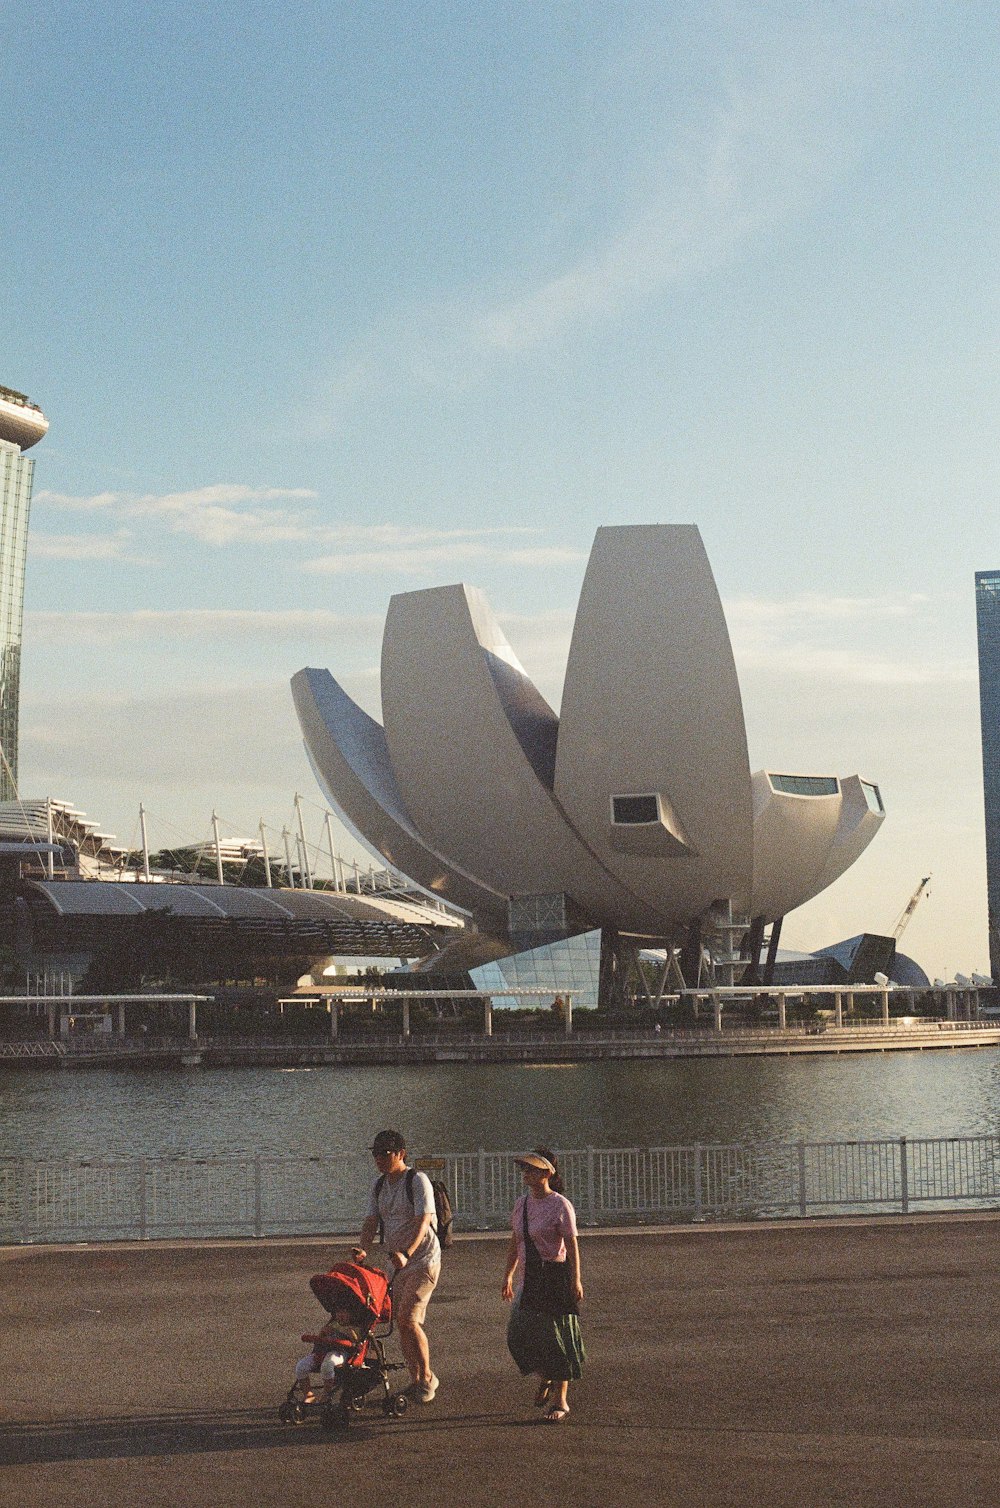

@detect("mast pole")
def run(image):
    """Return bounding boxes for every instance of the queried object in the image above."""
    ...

[294,793,313,889]
[139,802,151,881]
[324,811,338,890]
[211,810,225,886]
[259,819,273,888]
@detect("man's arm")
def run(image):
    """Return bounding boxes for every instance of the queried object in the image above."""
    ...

[353,1185,380,1258]
[389,1211,432,1269]
[356,1214,379,1252]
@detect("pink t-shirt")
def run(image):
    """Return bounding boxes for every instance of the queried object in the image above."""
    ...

[512,1191,578,1267]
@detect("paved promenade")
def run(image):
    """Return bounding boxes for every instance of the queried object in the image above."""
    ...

[4,1215,1000,1507]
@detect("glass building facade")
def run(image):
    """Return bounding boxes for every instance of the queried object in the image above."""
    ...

[976,570,1000,979]
[0,386,47,803]
[471,929,602,1011]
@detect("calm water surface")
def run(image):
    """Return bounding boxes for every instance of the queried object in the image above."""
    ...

[4,1049,1000,1158]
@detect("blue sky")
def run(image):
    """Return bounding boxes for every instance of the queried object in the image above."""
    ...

[4,1,1000,974]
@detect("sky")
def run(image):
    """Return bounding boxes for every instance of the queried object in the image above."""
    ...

[3,1,999,977]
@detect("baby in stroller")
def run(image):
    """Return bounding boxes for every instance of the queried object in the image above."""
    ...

[279,1259,409,1431]
[293,1307,359,1402]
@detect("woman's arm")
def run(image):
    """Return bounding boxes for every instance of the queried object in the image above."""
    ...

[567,1234,584,1304]
[501,1230,519,1301]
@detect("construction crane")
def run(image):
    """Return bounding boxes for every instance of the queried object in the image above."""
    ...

[891,876,931,941]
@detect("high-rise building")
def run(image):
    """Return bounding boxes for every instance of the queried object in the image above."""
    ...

[976,569,1000,980]
[0,385,48,801]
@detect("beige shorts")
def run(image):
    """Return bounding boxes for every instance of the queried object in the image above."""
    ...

[392,1258,440,1328]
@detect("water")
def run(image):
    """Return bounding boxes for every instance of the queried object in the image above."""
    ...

[5,1048,1000,1159]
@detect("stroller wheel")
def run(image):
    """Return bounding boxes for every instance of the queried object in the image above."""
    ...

[390,1392,409,1417]
[279,1400,306,1425]
[320,1401,349,1433]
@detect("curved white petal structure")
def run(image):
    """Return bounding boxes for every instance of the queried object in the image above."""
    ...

[291,667,508,931]
[746,771,885,922]
[553,525,754,927]
[380,584,668,934]
[293,524,885,948]
[810,773,885,902]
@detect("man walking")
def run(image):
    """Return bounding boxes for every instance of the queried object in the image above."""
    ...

[355,1128,441,1402]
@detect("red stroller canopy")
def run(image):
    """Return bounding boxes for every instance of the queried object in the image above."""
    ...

[310,1262,392,1331]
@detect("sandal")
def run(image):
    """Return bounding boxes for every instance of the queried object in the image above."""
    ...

[543,1404,570,1423]
[533,1381,553,1408]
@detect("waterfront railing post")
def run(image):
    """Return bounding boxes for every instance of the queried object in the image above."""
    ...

[586,1146,596,1225]
[900,1138,909,1215]
[18,1157,30,1243]
[797,1141,807,1217]
[253,1155,263,1237]
[478,1148,487,1229]
[693,1142,702,1219]
[138,1159,148,1241]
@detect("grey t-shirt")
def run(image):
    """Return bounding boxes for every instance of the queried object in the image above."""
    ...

[367,1168,440,1268]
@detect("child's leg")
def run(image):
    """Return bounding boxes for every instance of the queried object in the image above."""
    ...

[294,1353,320,1400]
[319,1350,345,1396]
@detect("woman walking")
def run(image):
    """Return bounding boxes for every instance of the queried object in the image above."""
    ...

[501,1148,585,1422]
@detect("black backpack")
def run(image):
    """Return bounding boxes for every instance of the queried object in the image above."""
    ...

[374,1168,454,1250]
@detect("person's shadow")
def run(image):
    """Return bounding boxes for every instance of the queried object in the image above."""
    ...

[0,1404,520,1467]
[0,1408,374,1465]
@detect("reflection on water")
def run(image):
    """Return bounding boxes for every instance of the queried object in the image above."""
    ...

[4,1049,1000,1159]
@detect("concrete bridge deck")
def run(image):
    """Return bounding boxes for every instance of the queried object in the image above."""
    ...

[3,1213,1000,1506]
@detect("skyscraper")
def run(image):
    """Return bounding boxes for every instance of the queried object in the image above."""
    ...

[0,385,48,801]
[976,569,1000,981]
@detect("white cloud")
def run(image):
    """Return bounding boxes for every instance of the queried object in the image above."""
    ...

[311,9,898,418]
[24,607,384,644]
[479,65,867,354]
[737,646,976,687]
[37,485,318,514]
[35,487,558,568]
[36,484,321,548]
[29,531,147,562]
[304,542,585,576]
[724,592,932,625]
[721,590,974,688]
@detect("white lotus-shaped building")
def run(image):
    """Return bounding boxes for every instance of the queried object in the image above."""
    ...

[292,525,884,978]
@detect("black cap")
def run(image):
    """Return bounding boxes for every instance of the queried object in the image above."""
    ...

[370,1129,406,1155]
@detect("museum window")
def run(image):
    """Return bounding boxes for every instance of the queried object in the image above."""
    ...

[611,794,659,825]
[861,781,883,814]
[769,774,839,797]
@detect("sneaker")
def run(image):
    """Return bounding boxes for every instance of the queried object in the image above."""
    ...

[405,1374,439,1403]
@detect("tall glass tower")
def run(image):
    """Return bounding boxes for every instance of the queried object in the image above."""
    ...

[976,569,1000,981]
[0,384,48,801]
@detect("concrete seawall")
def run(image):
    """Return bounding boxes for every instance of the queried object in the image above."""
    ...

[6,1020,1000,1069]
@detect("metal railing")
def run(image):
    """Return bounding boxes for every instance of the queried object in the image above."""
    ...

[0,1039,66,1058]
[5,1137,1000,1245]
[5,1017,994,1058]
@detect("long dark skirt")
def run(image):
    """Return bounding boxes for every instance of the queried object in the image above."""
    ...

[507,1293,585,1381]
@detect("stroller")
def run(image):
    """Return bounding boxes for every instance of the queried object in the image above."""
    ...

[278,1260,409,1432]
